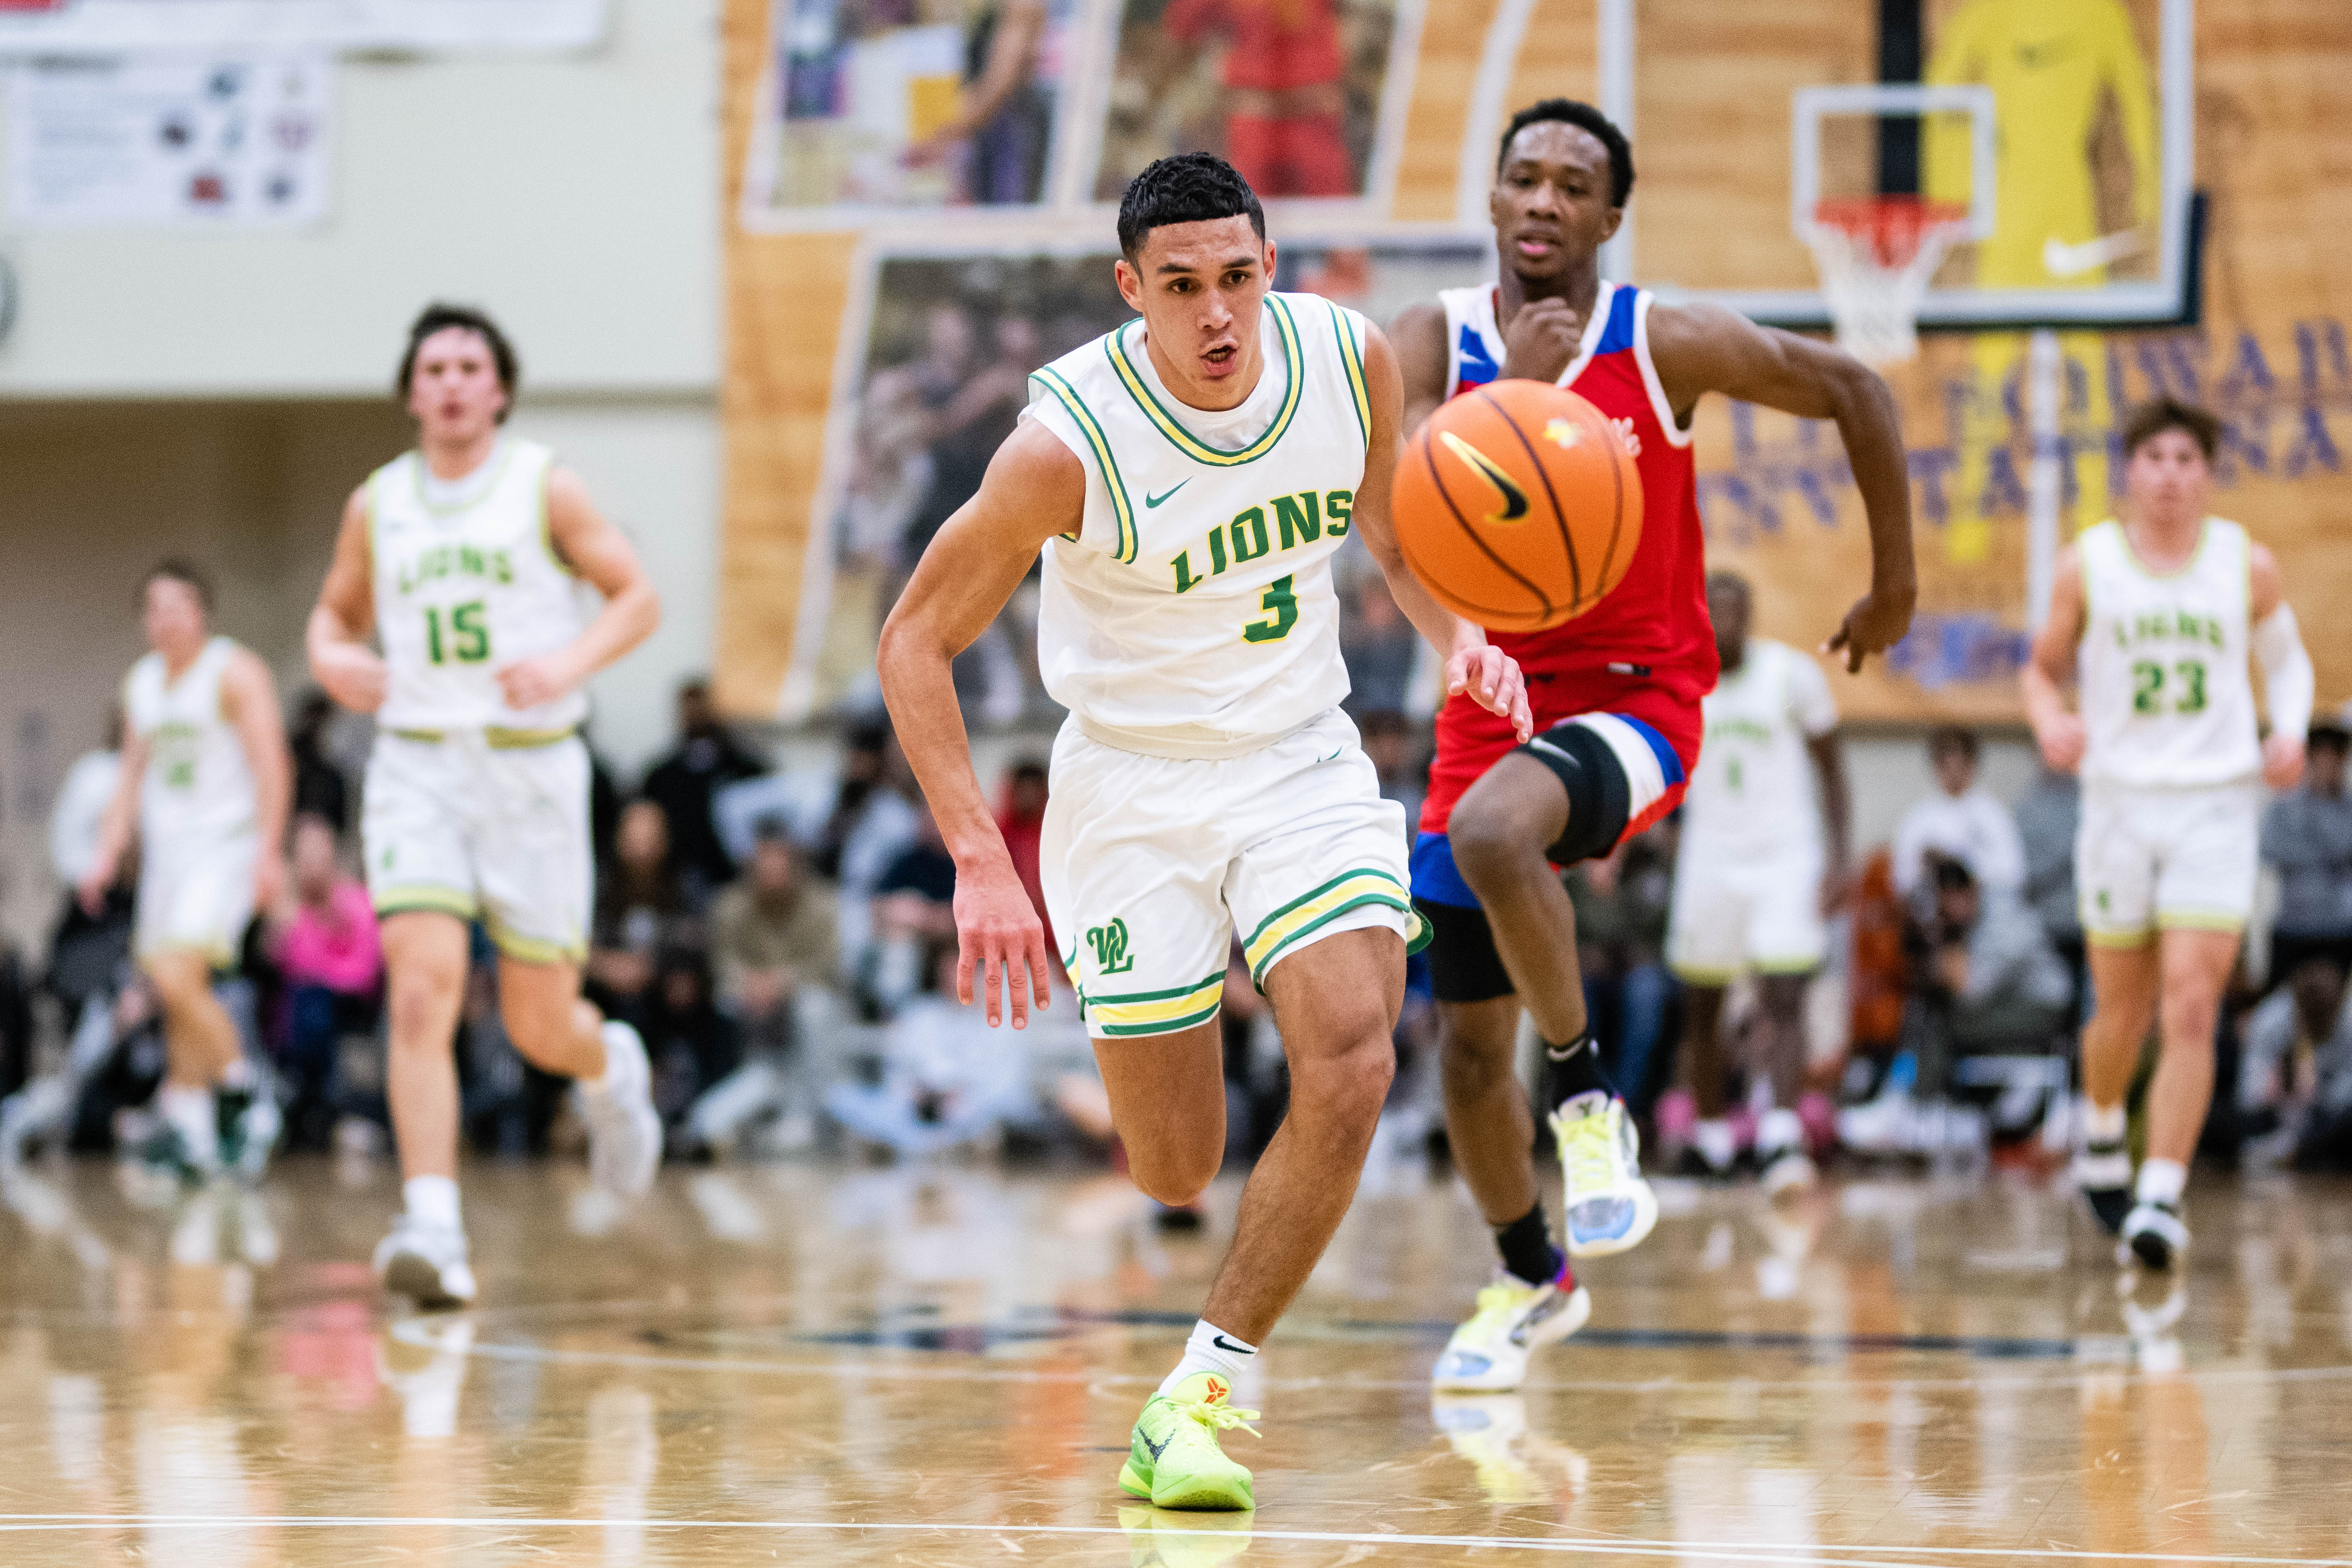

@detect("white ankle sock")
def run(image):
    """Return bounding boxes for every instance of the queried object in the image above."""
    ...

[1159,1319,1257,1398]
[404,1175,462,1230]
[1693,1118,1737,1170]
[1757,1108,1804,1159]
[217,1058,255,1092]
[159,1084,218,1166]
[2135,1157,2186,1207]
[2083,1102,2127,1146]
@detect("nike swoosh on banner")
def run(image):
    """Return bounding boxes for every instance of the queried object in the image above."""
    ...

[1145,481,1190,508]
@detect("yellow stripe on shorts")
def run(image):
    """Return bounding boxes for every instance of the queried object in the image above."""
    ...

[1088,971,1226,1037]
[1243,868,1414,984]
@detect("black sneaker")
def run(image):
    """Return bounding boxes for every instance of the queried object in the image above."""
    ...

[2122,1198,2188,1270]
[2075,1139,2133,1235]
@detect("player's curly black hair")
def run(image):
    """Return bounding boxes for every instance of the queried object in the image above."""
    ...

[1116,152,1265,260]
[1498,99,1634,209]
[397,302,520,423]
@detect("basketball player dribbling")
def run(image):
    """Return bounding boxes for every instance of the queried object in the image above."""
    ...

[83,561,292,1182]
[878,154,1529,1510]
[2024,397,2311,1270]
[307,304,666,1308]
[1396,99,1918,1391]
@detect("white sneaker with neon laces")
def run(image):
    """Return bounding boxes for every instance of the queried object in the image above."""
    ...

[1432,1270,1591,1390]
[1550,1091,1658,1257]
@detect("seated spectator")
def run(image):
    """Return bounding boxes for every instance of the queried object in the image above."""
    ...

[2261,721,2352,985]
[642,679,767,911]
[1342,573,1419,717]
[2236,958,2352,1168]
[2013,760,2085,1018]
[717,723,919,966]
[268,815,382,1151]
[825,949,1033,1157]
[1844,857,2071,1154]
[641,947,743,1142]
[1358,710,1423,850]
[710,822,841,1059]
[1891,727,2024,912]
[866,805,958,1016]
[995,758,1055,955]
[50,707,124,894]
[587,799,694,1025]
[288,689,351,834]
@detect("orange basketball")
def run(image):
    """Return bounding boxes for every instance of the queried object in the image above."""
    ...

[1392,379,1644,632]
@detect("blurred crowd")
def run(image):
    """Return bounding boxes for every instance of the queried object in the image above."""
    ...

[9,667,2351,1188]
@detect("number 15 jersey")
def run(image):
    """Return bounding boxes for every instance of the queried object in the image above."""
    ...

[366,437,588,733]
[1025,292,1370,759]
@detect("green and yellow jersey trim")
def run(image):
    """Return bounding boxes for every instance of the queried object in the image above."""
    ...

[374,883,480,921]
[1106,294,1305,469]
[487,917,588,966]
[1328,298,1371,446]
[1086,970,1226,1037]
[1242,867,1422,986]
[1032,365,1139,564]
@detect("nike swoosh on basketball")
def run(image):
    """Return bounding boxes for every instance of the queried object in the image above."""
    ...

[1145,480,1191,508]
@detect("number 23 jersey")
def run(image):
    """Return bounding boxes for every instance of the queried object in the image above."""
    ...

[2076,516,2260,788]
[366,437,588,733]
[1025,292,1369,757]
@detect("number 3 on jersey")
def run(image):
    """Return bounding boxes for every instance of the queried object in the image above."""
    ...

[1243,575,1298,644]
[424,601,491,666]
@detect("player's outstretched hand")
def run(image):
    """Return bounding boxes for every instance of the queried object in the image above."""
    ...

[1823,589,1913,674]
[2033,713,2089,775]
[2263,731,2307,792]
[1447,643,1533,742]
[954,863,1054,1029]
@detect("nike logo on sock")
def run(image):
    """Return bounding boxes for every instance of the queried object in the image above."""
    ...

[1211,1334,1255,1355]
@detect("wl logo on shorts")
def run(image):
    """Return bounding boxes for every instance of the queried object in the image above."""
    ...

[1085,919,1136,976]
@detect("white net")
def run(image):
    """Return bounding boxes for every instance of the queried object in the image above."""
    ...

[1801,199,1972,366]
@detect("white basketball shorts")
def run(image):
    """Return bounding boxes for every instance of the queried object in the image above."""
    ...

[2078,779,2260,945]
[1665,839,1829,983]
[136,826,259,969]
[1042,708,1424,1040]
[363,727,593,964]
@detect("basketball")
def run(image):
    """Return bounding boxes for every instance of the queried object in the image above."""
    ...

[1392,380,1644,632]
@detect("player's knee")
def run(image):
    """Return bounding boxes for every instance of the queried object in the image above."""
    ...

[1127,1142,1220,1207]
[385,969,462,1048]
[1447,794,1545,892]
[1439,1024,1516,1099]
[499,992,577,1067]
[143,953,208,1007]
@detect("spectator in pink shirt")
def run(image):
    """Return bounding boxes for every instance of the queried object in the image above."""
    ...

[271,814,382,1148]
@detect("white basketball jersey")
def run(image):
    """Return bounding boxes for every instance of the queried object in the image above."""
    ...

[1024,292,1367,756]
[367,437,588,732]
[1682,639,1839,858]
[125,636,256,839]
[2077,517,2261,788]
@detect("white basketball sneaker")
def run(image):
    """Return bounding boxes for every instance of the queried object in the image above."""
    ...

[1433,1271,1591,1391]
[375,1215,477,1309]
[1550,1092,1659,1257]
[579,1021,663,1199]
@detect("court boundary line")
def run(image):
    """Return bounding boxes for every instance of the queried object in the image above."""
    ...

[0,1515,2343,1567]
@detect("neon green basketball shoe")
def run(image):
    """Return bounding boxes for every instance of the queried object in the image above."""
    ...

[1117,1372,1259,1511]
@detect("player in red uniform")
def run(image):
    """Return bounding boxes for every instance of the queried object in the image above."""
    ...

[1393,100,1916,1391]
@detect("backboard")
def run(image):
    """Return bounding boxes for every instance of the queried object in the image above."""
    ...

[1612,0,2198,333]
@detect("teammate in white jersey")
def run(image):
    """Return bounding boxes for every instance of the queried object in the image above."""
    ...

[878,154,1528,1511]
[83,561,291,1181]
[2024,398,2313,1270]
[306,304,665,1308]
[1665,571,1851,1193]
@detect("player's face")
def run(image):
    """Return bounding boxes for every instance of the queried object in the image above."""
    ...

[1116,217,1275,399]
[406,327,510,443]
[2123,427,2212,523]
[1490,123,1622,282]
[141,577,208,661]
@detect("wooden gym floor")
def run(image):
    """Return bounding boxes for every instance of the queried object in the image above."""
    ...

[2,1155,2349,1565]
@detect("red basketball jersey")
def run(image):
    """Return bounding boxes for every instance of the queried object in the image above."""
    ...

[1420,281,1715,835]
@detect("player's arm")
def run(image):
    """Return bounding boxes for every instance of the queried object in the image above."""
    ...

[2249,542,2312,791]
[1390,302,1452,439]
[1647,303,1917,671]
[1807,730,1854,915]
[877,421,1077,1029]
[307,489,390,714]
[78,728,149,915]
[222,647,293,911]
[502,469,662,712]
[2020,545,2088,773]
[1350,324,1532,740]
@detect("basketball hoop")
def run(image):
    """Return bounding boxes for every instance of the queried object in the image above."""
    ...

[1801,196,1973,366]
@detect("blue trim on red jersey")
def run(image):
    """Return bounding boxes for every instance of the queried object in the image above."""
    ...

[1594,285,1638,357]
[1456,322,1499,392]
